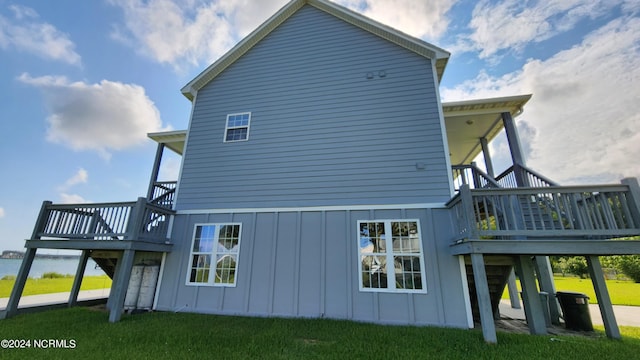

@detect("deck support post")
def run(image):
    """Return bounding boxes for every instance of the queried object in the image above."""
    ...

[514,255,547,335]
[108,249,136,322]
[586,256,620,339]
[506,269,521,309]
[3,201,51,319]
[479,137,495,178]
[534,257,560,324]
[4,248,37,318]
[470,253,497,343]
[147,143,165,200]
[68,250,90,307]
[622,178,640,220]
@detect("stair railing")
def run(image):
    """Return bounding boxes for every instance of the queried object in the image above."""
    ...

[495,164,558,188]
[452,164,501,192]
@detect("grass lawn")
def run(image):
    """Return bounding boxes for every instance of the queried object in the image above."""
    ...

[0,276,111,298]
[0,308,639,359]
[502,277,640,306]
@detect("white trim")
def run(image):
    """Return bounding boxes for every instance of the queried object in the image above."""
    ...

[172,92,196,210]
[185,222,243,287]
[152,252,167,311]
[458,255,474,328]
[357,219,427,294]
[176,203,447,215]
[431,60,455,198]
[223,112,252,143]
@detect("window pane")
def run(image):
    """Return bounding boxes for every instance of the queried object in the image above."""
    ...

[193,225,215,252]
[226,128,247,141]
[361,255,387,288]
[215,254,236,284]
[394,256,422,289]
[190,254,211,283]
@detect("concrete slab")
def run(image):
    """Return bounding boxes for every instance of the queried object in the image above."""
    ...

[500,299,640,327]
[0,289,110,311]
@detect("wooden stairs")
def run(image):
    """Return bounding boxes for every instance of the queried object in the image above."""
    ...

[464,255,514,321]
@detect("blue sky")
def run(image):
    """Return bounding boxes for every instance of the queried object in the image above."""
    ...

[1,0,639,253]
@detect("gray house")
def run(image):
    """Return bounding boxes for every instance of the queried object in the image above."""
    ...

[5,0,640,344]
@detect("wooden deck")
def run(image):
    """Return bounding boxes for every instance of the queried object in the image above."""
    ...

[3,196,175,323]
[446,175,640,343]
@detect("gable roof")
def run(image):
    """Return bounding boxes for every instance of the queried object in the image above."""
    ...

[181,0,450,100]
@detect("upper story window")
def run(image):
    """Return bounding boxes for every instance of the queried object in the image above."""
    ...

[358,220,426,293]
[187,223,242,286]
[224,112,251,142]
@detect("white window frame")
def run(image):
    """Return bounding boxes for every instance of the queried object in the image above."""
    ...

[223,112,251,142]
[186,223,242,287]
[357,219,427,293]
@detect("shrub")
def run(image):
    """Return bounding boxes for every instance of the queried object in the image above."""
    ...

[564,257,589,279]
[1,275,17,281]
[41,272,72,279]
[617,255,640,283]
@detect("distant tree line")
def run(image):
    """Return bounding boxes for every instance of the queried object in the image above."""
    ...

[551,255,640,283]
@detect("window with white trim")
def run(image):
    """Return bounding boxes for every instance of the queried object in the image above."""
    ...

[188,223,241,286]
[358,220,426,292]
[224,112,251,142]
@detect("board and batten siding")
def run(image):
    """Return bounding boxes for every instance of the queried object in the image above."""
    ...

[155,207,470,328]
[176,5,451,210]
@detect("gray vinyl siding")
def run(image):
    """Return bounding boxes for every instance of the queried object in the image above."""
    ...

[155,208,469,328]
[176,5,450,210]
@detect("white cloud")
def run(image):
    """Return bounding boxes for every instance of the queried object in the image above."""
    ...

[108,0,455,71]
[108,0,286,71]
[18,73,169,159]
[59,193,89,204]
[0,207,5,218]
[336,0,457,40]
[452,0,624,59]
[59,168,89,190]
[442,16,640,184]
[0,5,81,65]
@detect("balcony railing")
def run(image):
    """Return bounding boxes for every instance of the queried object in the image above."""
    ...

[448,183,640,242]
[35,197,174,243]
[148,181,177,209]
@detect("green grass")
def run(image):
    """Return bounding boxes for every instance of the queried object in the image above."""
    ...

[0,276,112,298]
[502,276,640,306]
[0,309,639,359]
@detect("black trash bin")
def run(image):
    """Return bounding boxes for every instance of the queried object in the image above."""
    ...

[556,291,593,331]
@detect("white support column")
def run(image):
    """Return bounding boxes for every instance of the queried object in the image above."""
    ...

[586,256,620,339]
[470,253,497,344]
[68,250,90,307]
[514,255,547,335]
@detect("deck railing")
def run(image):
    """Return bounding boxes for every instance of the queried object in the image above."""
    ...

[452,164,501,192]
[495,165,557,188]
[35,197,174,242]
[448,183,640,242]
[149,181,177,209]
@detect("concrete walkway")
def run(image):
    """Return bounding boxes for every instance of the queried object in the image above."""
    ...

[0,288,110,311]
[499,299,640,327]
